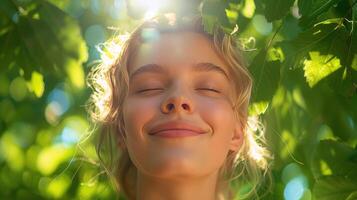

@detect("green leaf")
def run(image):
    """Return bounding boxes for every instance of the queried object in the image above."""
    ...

[248,101,269,116]
[297,0,313,16]
[281,19,355,96]
[322,102,357,141]
[313,176,357,200]
[249,50,281,102]
[280,21,340,71]
[202,0,231,33]
[303,51,342,87]
[267,47,285,62]
[283,21,339,55]
[264,0,295,22]
[311,140,357,178]
[299,0,343,27]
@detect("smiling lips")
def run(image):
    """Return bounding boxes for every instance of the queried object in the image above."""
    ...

[149,121,207,138]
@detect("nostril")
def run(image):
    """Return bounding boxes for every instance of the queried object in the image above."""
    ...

[167,103,175,111]
[162,100,192,114]
[182,103,189,110]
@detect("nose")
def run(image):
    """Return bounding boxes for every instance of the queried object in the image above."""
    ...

[161,92,194,114]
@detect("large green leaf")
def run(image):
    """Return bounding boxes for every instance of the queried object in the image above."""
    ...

[311,140,357,178]
[264,0,295,22]
[249,49,281,102]
[303,51,342,87]
[280,20,352,91]
[282,21,340,58]
[299,0,343,27]
[313,176,357,200]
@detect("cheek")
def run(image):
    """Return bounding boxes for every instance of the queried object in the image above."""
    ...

[122,98,158,163]
[196,98,237,167]
[123,98,158,135]
[198,98,236,136]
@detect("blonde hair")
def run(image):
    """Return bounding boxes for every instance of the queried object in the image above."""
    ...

[86,15,272,200]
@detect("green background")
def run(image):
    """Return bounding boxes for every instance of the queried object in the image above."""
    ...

[0,0,356,199]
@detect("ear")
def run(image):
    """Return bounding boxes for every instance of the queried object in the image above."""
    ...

[229,122,243,152]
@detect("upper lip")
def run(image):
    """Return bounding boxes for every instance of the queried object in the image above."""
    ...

[148,121,207,135]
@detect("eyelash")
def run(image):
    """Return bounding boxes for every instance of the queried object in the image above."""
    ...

[196,88,221,93]
[137,88,163,93]
[137,88,220,94]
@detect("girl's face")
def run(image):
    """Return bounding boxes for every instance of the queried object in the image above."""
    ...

[123,31,242,179]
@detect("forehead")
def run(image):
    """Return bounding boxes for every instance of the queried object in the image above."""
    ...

[129,31,229,74]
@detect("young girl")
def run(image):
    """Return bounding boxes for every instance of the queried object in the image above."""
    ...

[87,15,271,200]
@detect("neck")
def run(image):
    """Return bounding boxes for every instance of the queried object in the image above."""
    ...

[136,170,224,200]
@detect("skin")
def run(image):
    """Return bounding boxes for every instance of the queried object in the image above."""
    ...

[122,31,243,200]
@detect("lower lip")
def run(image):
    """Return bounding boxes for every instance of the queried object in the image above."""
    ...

[151,130,204,138]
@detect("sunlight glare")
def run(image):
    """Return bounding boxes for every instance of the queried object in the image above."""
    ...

[131,0,170,20]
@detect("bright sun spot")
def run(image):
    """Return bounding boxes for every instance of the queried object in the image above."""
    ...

[131,0,170,20]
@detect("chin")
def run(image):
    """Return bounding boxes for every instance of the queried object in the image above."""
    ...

[143,158,210,180]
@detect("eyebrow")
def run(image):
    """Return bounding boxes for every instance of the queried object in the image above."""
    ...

[129,62,229,79]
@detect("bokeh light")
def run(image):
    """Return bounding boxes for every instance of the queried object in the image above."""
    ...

[67,0,86,18]
[282,163,310,200]
[85,25,106,47]
[109,0,125,19]
[54,115,89,146]
[141,28,160,42]
[45,88,72,125]
[284,177,304,200]
[130,0,170,19]
[36,144,74,175]
[241,0,255,18]
[0,132,25,172]
[252,14,273,35]
[90,0,102,15]
[9,77,28,101]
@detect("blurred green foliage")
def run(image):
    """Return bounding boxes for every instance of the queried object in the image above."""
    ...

[0,0,356,199]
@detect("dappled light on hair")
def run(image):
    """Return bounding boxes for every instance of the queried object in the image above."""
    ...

[87,34,129,122]
[246,116,270,170]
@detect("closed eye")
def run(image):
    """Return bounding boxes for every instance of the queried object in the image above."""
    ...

[196,88,221,93]
[136,88,221,94]
[137,88,164,93]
